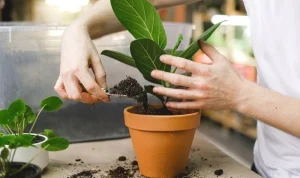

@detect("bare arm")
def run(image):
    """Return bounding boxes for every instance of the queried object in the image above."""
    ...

[55,0,201,103]
[74,0,201,39]
[151,41,300,137]
[237,80,300,137]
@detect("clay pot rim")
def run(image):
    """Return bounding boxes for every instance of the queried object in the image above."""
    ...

[124,105,200,118]
[124,105,201,131]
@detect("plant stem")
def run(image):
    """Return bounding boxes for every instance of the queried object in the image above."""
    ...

[171,67,178,74]
[3,125,13,135]
[2,126,10,134]
[9,145,49,176]
[10,149,16,163]
[29,105,45,134]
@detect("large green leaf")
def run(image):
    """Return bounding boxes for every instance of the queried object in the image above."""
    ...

[111,0,167,48]
[43,129,56,139]
[171,34,183,55]
[101,50,136,68]
[144,85,164,103]
[8,99,26,117]
[0,135,15,147]
[40,96,63,112]
[130,38,170,84]
[0,110,10,124]
[15,135,33,147]
[179,21,224,59]
[42,137,69,151]
[24,105,36,124]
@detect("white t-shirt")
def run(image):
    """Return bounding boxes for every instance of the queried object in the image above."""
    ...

[243,1,300,177]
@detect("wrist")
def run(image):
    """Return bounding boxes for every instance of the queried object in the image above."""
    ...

[231,78,253,112]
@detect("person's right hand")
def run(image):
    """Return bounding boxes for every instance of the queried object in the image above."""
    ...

[54,24,110,104]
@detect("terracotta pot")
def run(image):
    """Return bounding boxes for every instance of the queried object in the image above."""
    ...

[124,106,201,178]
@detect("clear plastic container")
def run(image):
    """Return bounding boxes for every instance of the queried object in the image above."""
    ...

[0,22,193,142]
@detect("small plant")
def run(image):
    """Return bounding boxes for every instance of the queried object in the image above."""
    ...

[0,96,69,152]
[101,0,224,110]
[0,133,68,177]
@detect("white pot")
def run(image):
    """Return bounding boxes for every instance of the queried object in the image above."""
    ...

[11,133,49,171]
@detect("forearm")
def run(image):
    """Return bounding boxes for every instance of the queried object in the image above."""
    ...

[72,0,201,39]
[236,80,300,137]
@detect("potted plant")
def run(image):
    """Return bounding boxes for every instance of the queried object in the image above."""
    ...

[0,133,64,178]
[0,96,69,171]
[100,0,223,177]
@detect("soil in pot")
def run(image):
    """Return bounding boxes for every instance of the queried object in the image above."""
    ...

[6,162,41,178]
[32,135,45,144]
[110,76,172,115]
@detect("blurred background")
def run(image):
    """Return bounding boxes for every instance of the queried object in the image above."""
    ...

[0,0,257,168]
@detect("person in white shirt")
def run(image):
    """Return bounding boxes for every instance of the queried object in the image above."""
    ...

[55,1,300,177]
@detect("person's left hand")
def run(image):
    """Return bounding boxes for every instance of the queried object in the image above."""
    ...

[151,41,246,110]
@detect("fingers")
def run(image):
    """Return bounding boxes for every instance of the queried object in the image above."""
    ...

[76,68,110,103]
[80,92,101,104]
[153,86,201,100]
[91,53,108,89]
[198,40,223,61]
[64,75,82,101]
[54,77,68,99]
[151,70,192,87]
[160,55,203,73]
[166,101,202,110]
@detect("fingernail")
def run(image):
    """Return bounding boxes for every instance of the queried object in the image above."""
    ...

[198,40,205,49]
[103,98,110,103]
[151,70,157,77]
[153,87,159,92]
[160,55,167,61]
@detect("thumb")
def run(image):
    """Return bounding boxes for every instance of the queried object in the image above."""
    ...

[198,40,223,62]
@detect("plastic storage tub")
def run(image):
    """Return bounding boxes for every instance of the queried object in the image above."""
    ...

[0,22,193,142]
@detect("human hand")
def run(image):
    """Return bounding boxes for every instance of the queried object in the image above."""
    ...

[54,24,110,104]
[151,40,246,110]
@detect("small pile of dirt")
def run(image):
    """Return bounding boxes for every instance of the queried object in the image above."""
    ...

[110,76,172,115]
[110,76,148,111]
[69,170,93,178]
[214,169,224,176]
[118,156,127,161]
[108,166,136,178]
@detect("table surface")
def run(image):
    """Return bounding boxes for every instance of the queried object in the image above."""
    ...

[43,131,261,178]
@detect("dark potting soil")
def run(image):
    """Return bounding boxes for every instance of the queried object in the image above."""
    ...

[108,166,136,178]
[110,76,172,115]
[32,135,45,144]
[68,170,93,178]
[214,169,224,176]
[7,164,40,178]
[118,156,126,161]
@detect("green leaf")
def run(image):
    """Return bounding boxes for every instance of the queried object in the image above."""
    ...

[42,137,69,151]
[1,147,9,160]
[165,49,183,56]
[0,135,15,147]
[8,99,26,117]
[179,21,224,59]
[144,85,164,103]
[101,50,136,68]
[130,38,170,84]
[171,34,183,55]
[111,0,167,48]
[14,135,33,147]
[0,110,10,124]
[43,129,56,139]
[24,105,36,124]
[40,96,63,112]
